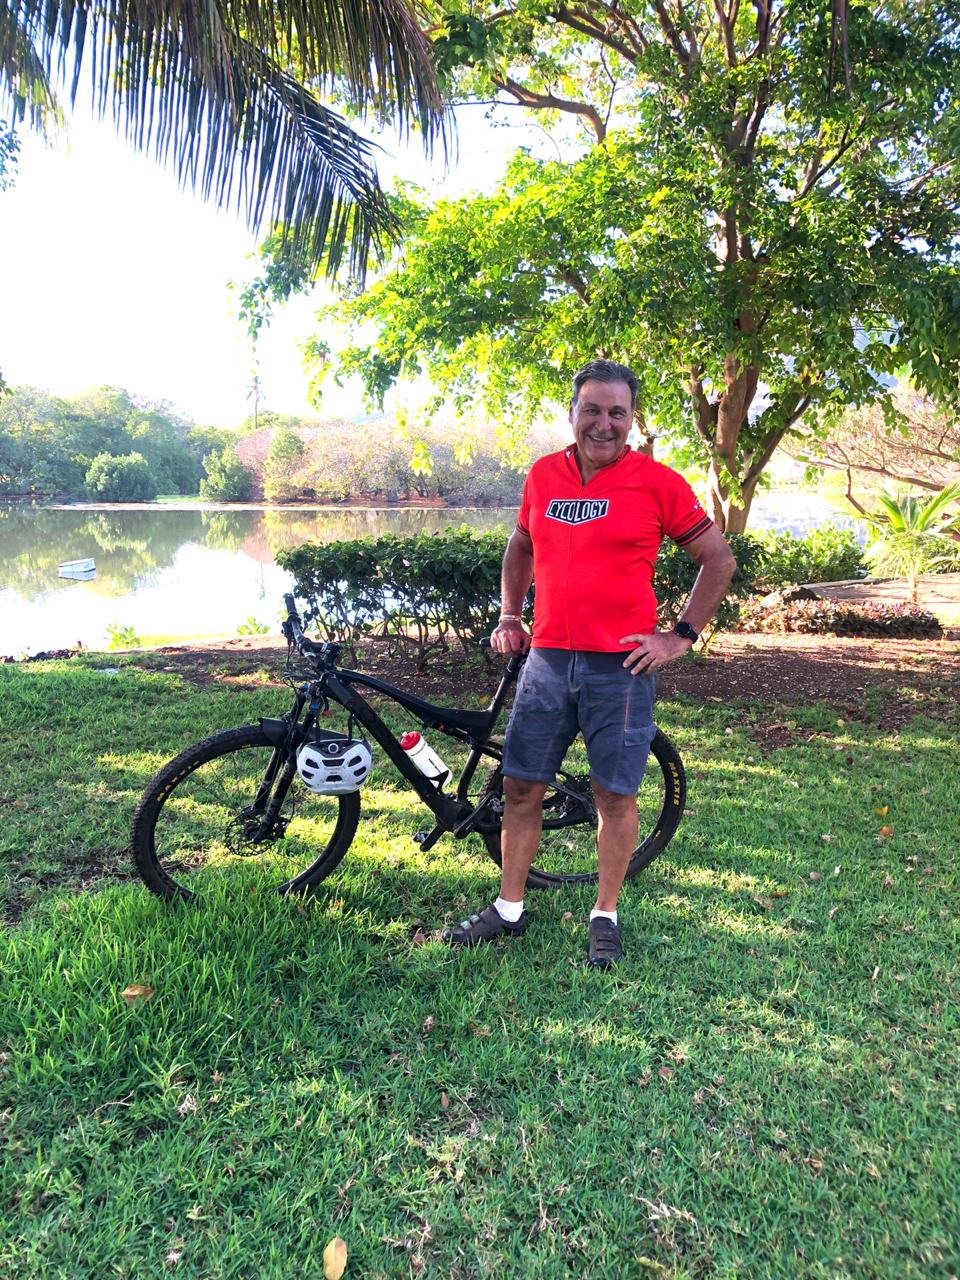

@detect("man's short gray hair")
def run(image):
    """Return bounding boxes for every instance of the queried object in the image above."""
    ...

[571,360,639,410]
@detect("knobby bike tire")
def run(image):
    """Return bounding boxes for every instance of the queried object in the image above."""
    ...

[480,729,686,889]
[131,725,360,902]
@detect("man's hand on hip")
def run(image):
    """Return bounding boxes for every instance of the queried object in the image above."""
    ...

[619,630,692,674]
[492,620,533,655]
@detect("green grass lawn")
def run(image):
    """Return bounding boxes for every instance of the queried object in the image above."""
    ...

[1,659,957,1278]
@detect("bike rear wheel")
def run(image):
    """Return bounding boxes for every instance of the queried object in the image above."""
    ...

[131,725,360,902]
[480,729,685,888]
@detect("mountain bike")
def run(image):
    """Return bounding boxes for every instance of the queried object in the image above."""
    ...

[131,595,686,902]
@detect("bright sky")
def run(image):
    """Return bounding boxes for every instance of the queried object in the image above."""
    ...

[0,100,556,427]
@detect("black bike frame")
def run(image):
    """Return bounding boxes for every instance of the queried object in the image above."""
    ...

[291,654,524,837]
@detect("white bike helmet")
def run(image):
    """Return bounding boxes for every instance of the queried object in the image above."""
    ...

[296,730,372,794]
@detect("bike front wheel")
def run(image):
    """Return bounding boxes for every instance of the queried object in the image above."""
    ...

[480,729,685,889]
[131,725,360,902]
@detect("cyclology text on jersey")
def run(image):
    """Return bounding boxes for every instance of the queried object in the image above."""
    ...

[545,498,610,525]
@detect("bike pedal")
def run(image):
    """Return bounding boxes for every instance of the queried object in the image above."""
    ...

[413,826,444,851]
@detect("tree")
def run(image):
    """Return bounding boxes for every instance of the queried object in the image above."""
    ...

[863,484,960,603]
[199,447,253,501]
[85,451,157,501]
[316,1,960,530]
[1,0,445,281]
[263,427,307,500]
[789,386,960,514]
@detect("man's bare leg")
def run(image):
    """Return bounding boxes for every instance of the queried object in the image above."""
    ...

[443,776,547,945]
[592,781,639,913]
[499,776,549,902]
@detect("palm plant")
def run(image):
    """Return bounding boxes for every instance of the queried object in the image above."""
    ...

[0,0,445,279]
[864,484,960,603]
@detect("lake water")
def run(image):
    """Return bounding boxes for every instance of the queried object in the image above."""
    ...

[0,493,864,655]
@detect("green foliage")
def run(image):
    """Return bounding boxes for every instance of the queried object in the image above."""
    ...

[0,128,17,192]
[198,447,253,502]
[652,526,860,631]
[278,528,507,666]
[312,2,960,530]
[236,615,270,636]
[740,598,942,639]
[0,384,211,497]
[864,485,960,601]
[84,452,157,502]
[104,621,141,649]
[263,428,307,502]
[653,534,762,632]
[752,528,865,590]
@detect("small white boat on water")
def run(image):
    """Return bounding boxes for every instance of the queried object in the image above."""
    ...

[58,558,96,580]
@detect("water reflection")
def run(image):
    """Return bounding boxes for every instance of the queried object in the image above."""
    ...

[0,503,516,653]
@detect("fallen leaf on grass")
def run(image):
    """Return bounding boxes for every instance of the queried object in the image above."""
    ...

[657,1065,675,1082]
[878,825,894,838]
[808,871,822,881]
[323,1237,348,1280]
[440,1091,450,1109]
[871,965,880,982]
[819,834,835,844]
[421,1015,435,1034]
[769,890,790,900]
[561,911,573,921]
[176,1094,198,1117]
[803,1157,824,1173]
[121,984,154,1005]
[883,874,895,887]
[875,805,889,816]
[410,929,428,948]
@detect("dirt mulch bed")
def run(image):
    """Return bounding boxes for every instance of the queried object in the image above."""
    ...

[93,631,960,735]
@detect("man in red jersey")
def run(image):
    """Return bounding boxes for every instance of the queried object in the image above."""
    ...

[444,360,736,967]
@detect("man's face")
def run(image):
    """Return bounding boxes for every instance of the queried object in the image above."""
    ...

[569,378,633,476]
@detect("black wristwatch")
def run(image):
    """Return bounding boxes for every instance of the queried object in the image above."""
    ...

[673,620,699,644]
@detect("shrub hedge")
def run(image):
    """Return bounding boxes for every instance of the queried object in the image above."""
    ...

[277,524,871,665]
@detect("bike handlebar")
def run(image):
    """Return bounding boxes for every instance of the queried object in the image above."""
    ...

[282,594,329,659]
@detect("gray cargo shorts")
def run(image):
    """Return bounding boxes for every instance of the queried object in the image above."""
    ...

[501,647,657,796]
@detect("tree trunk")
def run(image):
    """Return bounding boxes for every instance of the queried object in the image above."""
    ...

[704,359,760,532]
[706,461,759,532]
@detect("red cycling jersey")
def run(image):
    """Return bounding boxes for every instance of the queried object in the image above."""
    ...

[517,445,713,652]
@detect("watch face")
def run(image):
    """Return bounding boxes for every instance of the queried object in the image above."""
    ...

[675,621,698,641]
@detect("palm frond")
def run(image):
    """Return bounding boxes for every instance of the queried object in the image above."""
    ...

[915,482,960,531]
[1,0,447,277]
[0,0,61,129]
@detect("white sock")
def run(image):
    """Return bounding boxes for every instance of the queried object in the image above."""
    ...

[495,896,524,922]
[590,908,618,925]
